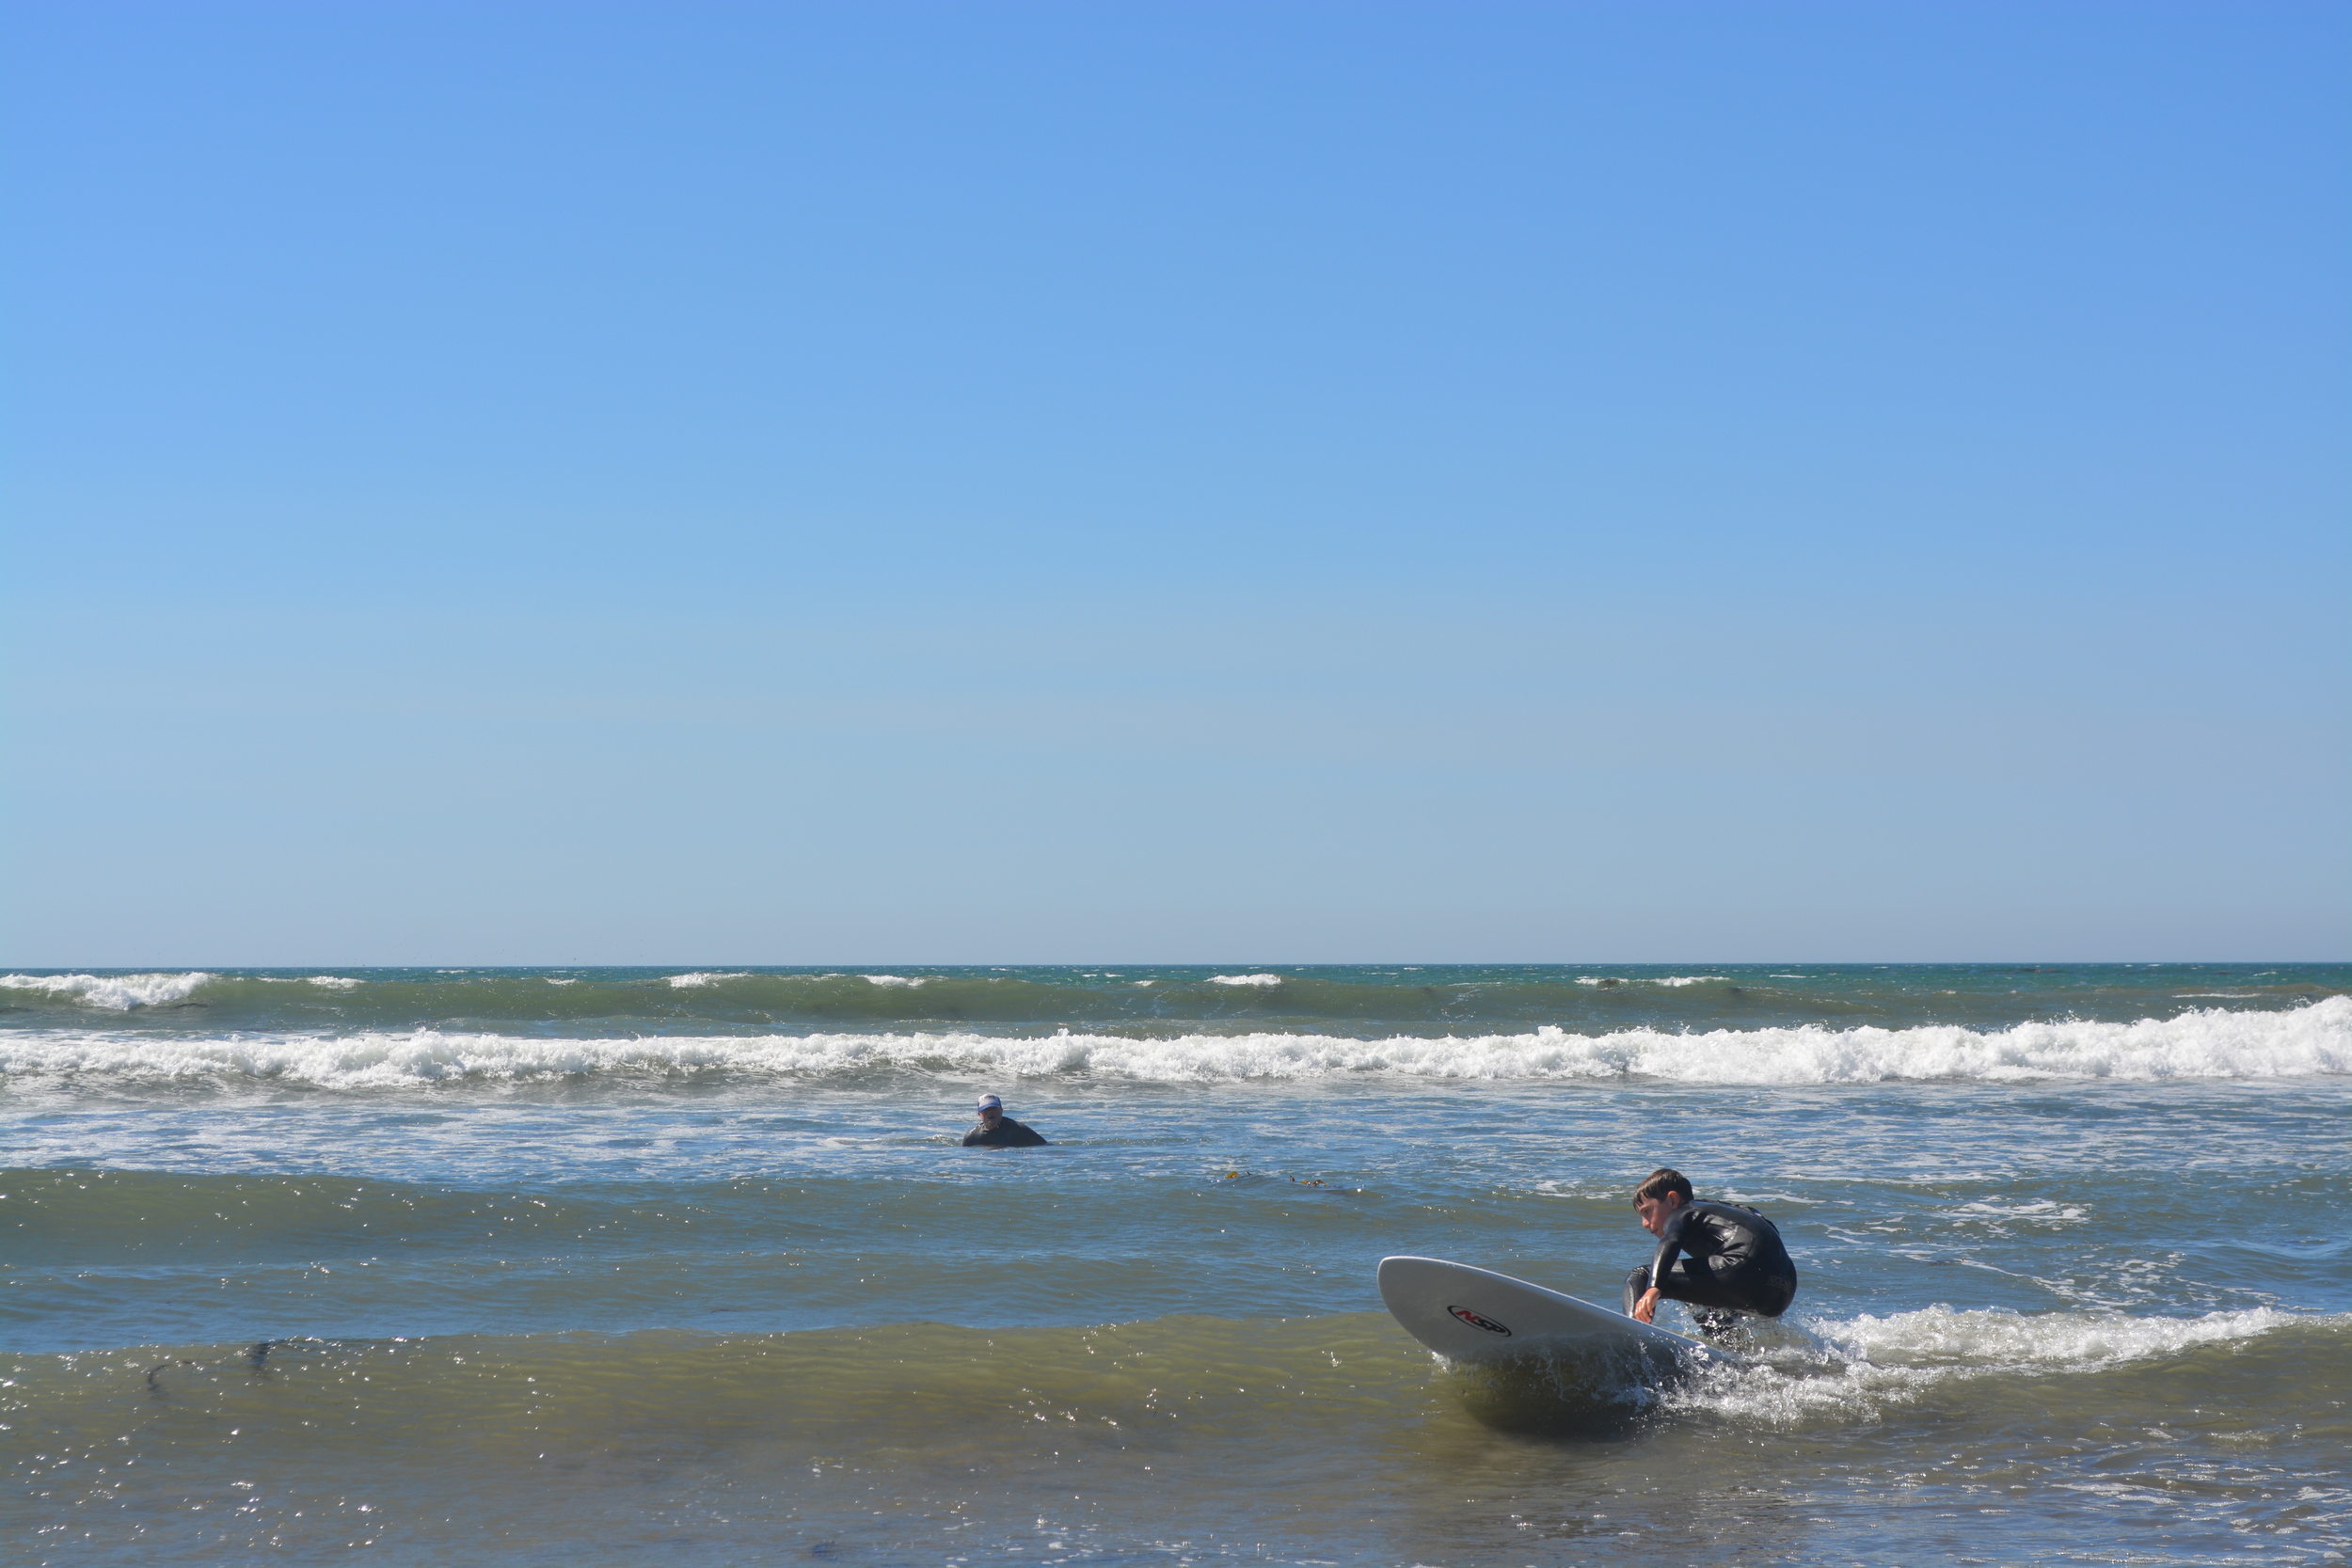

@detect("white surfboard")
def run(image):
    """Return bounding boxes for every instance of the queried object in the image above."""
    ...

[1377,1254,1733,1368]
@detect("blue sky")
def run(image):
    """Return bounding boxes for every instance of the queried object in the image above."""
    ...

[4,1,2344,963]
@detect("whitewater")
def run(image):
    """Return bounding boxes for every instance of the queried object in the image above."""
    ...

[0,997,2344,1088]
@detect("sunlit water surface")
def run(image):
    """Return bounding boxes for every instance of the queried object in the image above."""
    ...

[4,965,2346,1563]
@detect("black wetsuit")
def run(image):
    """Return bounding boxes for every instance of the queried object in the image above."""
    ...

[1624,1199,1797,1322]
[962,1117,1048,1148]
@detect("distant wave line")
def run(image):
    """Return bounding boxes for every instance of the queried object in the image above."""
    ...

[0,996,2343,1086]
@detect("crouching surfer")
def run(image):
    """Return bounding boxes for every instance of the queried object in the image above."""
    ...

[1624,1167,1797,1338]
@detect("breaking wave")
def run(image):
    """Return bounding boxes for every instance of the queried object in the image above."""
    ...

[1578,974,1727,988]
[0,996,2342,1087]
[1668,1304,2342,1426]
[0,971,216,1010]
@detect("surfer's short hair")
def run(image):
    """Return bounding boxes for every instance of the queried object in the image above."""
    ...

[1634,1168,1692,1205]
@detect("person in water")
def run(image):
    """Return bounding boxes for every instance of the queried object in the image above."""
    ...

[1624,1166,1797,1335]
[962,1093,1049,1148]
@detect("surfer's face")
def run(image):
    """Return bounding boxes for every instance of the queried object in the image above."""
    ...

[978,1106,1001,1125]
[1635,1192,1686,1237]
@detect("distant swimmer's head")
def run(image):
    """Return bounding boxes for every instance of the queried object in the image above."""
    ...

[1633,1167,1692,1237]
[977,1093,1004,1124]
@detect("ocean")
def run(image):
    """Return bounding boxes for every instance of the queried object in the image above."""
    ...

[3,963,2345,1565]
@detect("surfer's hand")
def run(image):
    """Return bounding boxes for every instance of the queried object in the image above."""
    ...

[1633,1287,1661,1323]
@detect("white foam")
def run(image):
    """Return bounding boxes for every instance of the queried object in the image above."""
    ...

[1207,974,1284,988]
[0,972,214,1010]
[0,1030,759,1085]
[1578,974,1726,987]
[1820,1302,2305,1368]
[308,976,362,990]
[1,997,2341,1087]
[664,972,750,989]
[862,975,927,989]
[1948,1198,2088,1225]
[1668,1305,2339,1427]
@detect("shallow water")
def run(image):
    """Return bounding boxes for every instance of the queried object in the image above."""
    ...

[4,965,2347,1563]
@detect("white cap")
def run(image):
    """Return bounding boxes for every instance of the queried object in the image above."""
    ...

[977,1094,1002,1110]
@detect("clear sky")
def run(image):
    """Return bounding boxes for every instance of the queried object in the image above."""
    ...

[3,1,2345,964]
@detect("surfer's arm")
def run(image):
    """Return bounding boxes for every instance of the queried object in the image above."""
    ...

[1647,1209,1692,1291]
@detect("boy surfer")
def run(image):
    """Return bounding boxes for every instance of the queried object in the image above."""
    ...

[1624,1167,1798,1335]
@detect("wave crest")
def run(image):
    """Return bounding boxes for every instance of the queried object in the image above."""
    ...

[1669,1305,2339,1426]
[0,972,215,1010]
[0,997,2342,1087]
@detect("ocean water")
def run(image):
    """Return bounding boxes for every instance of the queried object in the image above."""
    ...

[3,963,2346,1565]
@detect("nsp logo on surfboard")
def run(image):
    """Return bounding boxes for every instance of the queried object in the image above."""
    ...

[1446,1305,1512,1336]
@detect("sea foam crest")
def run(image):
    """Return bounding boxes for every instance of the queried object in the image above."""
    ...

[1577,974,1728,987]
[1668,1305,2339,1427]
[0,997,2343,1086]
[0,972,215,1011]
[1814,1302,2302,1369]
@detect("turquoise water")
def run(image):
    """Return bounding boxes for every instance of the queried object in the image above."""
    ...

[4,964,2347,1563]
